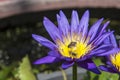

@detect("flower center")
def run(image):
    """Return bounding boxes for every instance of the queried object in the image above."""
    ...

[56,33,92,59]
[110,52,120,71]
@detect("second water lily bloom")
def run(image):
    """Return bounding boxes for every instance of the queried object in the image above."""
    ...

[32,10,116,74]
[99,31,120,74]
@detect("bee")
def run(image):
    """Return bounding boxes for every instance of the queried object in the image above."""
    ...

[69,51,77,57]
[68,42,77,48]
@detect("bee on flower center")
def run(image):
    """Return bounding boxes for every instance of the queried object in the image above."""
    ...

[68,42,77,57]
[69,51,77,56]
[68,42,77,48]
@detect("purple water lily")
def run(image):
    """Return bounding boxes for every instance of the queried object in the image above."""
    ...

[99,31,120,74]
[32,10,115,74]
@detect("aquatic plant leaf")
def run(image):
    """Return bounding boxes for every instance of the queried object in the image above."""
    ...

[0,65,13,80]
[18,55,36,80]
[98,72,118,80]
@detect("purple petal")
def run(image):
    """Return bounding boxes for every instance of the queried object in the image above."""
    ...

[57,10,69,36]
[93,31,113,46]
[48,50,61,58]
[103,35,111,44]
[97,48,119,56]
[99,65,117,73]
[71,10,79,33]
[77,59,101,74]
[93,44,112,52]
[99,21,110,36]
[34,56,60,64]
[109,31,117,48]
[61,61,74,69]
[89,44,113,56]
[106,61,117,69]
[32,34,57,50]
[88,18,104,42]
[78,10,89,37]
[104,29,116,46]
[43,17,61,41]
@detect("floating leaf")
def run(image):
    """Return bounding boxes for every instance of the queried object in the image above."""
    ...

[18,55,36,80]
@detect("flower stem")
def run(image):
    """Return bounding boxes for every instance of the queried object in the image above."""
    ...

[118,74,120,80]
[73,63,77,80]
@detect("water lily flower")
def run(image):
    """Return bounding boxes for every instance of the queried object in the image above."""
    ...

[32,10,115,74]
[99,31,120,73]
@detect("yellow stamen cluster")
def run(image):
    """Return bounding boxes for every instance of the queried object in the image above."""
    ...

[56,33,93,59]
[110,52,120,71]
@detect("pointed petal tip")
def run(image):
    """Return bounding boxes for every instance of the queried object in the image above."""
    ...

[72,10,79,17]
[32,33,37,37]
[59,10,64,15]
[56,14,60,19]
[32,34,38,40]
[33,56,58,65]
[43,17,50,22]
[43,17,47,20]
[43,17,48,23]
[84,10,90,16]
[104,21,110,28]
[33,59,43,65]
[56,14,60,17]
[95,18,104,24]
[85,10,89,13]
[99,18,104,21]
[32,34,35,37]
[106,21,110,23]
[59,10,67,18]
[80,10,90,21]
[72,10,77,13]
[33,61,40,65]
[72,10,75,14]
